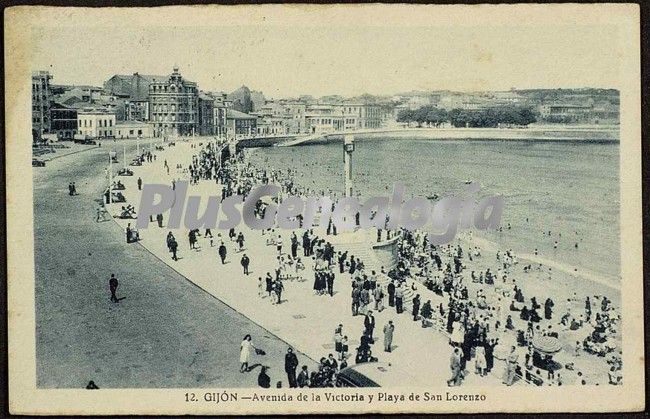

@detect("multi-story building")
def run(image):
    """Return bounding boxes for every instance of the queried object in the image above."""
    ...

[77,108,117,139]
[226,109,257,136]
[32,70,52,141]
[104,72,164,123]
[282,102,307,134]
[302,102,382,133]
[125,100,150,122]
[305,104,338,133]
[213,93,233,136]
[50,105,78,140]
[148,66,198,137]
[539,103,593,123]
[198,92,215,135]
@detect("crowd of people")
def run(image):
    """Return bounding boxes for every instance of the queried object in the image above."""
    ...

[119,137,622,388]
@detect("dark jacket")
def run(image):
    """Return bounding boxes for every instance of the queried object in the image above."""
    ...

[285,352,299,372]
[364,314,375,330]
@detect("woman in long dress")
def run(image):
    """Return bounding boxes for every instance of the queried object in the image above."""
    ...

[450,321,464,346]
[240,334,256,373]
[474,340,487,376]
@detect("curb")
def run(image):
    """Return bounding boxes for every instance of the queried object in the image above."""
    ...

[105,195,319,365]
[41,145,100,162]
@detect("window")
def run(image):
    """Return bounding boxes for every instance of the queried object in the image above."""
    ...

[129,130,134,135]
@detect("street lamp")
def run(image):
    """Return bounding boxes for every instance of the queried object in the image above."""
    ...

[343,134,354,198]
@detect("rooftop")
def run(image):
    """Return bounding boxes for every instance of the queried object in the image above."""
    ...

[226,109,256,120]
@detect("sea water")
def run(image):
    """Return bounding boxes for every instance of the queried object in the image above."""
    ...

[246,137,620,284]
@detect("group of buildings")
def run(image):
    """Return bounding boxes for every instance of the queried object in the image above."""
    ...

[395,89,619,125]
[32,66,389,142]
[32,67,620,143]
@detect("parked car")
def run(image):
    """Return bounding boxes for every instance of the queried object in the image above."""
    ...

[32,158,46,167]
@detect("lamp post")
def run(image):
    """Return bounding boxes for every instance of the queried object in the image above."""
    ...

[108,151,115,205]
[343,134,354,198]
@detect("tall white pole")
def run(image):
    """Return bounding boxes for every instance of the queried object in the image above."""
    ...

[344,134,354,198]
[108,153,113,205]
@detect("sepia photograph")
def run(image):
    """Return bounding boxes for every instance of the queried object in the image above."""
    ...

[5,3,644,415]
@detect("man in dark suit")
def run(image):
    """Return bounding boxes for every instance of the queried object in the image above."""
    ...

[326,272,335,297]
[364,310,376,342]
[285,347,299,388]
[387,281,396,307]
[109,274,119,302]
[218,242,227,264]
[241,254,250,275]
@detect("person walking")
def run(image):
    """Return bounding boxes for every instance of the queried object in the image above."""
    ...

[503,346,519,385]
[373,284,384,311]
[383,320,395,352]
[485,338,498,373]
[351,285,361,316]
[169,237,178,261]
[156,213,163,228]
[109,274,119,302]
[265,273,273,298]
[340,335,349,362]
[447,347,463,386]
[241,254,250,275]
[388,281,396,307]
[218,242,227,264]
[412,294,421,321]
[276,234,283,255]
[236,232,245,251]
[364,310,376,342]
[395,283,404,313]
[475,338,487,376]
[285,347,299,388]
[274,279,284,304]
[291,239,298,259]
[326,271,335,297]
[334,325,344,360]
[137,177,142,190]
[189,229,197,249]
[240,334,257,373]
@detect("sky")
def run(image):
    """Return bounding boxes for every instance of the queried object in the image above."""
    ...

[26,6,624,99]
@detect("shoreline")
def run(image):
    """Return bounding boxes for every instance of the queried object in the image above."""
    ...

[322,126,619,142]
[251,125,620,148]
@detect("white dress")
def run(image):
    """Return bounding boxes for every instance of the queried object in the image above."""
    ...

[475,346,487,369]
[451,322,464,344]
[240,340,252,364]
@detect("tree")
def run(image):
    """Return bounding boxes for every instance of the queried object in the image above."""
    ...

[448,109,467,128]
[396,109,415,125]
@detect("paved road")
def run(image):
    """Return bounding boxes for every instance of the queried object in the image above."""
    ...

[34,142,305,388]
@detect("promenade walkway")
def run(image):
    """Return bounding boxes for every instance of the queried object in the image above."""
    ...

[107,140,510,387]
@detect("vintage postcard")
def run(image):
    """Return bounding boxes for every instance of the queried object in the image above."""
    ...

[5,3,644,415]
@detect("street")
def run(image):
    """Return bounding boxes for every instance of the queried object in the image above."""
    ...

[34,142,307,388]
